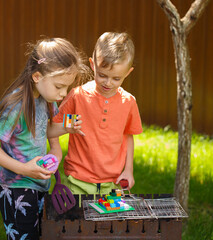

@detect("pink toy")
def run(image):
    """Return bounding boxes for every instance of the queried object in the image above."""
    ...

[36,154,59,172]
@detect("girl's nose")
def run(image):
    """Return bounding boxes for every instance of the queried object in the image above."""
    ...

[60,88,67,97]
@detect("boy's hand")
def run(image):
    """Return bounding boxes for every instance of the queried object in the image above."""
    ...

[22,156,54,179]
[116,171,135,189]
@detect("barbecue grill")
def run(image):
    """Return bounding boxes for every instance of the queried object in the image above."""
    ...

[41,193,187,240]
[83,197,188,221]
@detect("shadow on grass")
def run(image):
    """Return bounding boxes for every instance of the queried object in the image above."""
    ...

[132,161,175,195]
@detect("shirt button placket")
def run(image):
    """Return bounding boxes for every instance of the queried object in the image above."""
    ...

[100,99,109,128]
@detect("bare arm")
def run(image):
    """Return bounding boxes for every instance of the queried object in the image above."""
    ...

[47,137,63,164]
[116,134,135,189]
[0,148,53,179]
[47,122,67,138]
[47,116,85,138]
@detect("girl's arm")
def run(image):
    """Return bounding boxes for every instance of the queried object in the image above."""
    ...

[0,148,53,179]
[47,137,63,164]
[47,122,67,138]
[47,116,85,138]
[116,134,135,189]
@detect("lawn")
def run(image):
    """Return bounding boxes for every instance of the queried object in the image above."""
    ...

[0,125,213,239]
[132,125,213,240]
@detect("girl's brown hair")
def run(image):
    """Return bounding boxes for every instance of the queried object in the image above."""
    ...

[0,38,90,137]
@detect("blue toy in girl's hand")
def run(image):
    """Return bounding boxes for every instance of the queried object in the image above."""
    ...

[36,154,59,171]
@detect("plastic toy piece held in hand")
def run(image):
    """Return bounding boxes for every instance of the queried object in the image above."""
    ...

[36,154,59,172]
[51,170,76,214]
[63,114,78,128]
[119,179,131,197]
[119,179,129,189]
[119,179,139,200]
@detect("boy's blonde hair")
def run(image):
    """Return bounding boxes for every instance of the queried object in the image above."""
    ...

[93,32,135,69]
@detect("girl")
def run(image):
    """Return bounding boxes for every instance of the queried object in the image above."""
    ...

[0,38,87,239]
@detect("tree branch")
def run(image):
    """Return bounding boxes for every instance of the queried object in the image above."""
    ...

[156,0,181,30]
[182,0,211,35]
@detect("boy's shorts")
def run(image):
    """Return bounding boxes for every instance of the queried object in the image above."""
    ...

[67,175,121,195]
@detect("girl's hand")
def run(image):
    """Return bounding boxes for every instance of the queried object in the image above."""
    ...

[65,115,85,136]
[22,156,54,179]
[116,170,135,190]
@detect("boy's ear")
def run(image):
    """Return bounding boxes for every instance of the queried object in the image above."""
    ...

[89,58,95,71]
[125,67,134,78]
[32,72,42,83]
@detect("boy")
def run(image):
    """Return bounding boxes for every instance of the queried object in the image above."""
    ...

[48,32,142,194]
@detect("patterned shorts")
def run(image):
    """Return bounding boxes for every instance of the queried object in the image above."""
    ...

[0,185,45,240]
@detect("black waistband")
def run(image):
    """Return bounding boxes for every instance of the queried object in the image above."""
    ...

[97,183,101,193]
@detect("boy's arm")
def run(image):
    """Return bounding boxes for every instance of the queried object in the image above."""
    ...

[116,134,135,189]
[47,137,63,164]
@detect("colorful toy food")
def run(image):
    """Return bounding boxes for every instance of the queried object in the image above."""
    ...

[36,154,59,171]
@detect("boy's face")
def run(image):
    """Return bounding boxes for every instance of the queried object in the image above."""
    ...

[90,57,133,98]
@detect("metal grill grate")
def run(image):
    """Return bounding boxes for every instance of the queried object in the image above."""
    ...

[83,197,188,221]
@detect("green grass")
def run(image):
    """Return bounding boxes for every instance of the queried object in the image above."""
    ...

[0,125,213,239]
[132,125,213,240]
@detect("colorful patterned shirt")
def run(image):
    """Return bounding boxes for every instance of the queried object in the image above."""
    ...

[0,93,58,192]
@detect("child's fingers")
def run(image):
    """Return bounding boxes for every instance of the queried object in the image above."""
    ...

[34,157,54,177]
[116,176,122,185]
[76,114,82,120]
[73,120,85,136]
[40,167,54,175]
[36,168,54,179]
[77,130,85,136]
[39,173,52,179]
[74,119,82,127]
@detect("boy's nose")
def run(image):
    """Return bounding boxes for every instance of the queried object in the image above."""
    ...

[105,78,111,86]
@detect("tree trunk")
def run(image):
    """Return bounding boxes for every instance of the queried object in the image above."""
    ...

[171,29,192,211]
[156,0,210,211]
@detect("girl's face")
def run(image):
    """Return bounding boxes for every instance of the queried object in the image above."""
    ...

[33,70,77,102]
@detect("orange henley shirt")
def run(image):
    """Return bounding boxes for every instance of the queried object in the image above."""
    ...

[53,81,143,183]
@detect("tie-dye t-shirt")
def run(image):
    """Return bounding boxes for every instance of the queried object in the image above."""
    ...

[0,94,58,192]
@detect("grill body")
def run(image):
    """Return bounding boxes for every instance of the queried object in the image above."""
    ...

[41,194,186,240]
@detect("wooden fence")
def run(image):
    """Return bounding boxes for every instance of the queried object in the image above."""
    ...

[0,0,212,134]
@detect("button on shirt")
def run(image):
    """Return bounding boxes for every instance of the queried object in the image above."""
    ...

[100,99,110,128]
